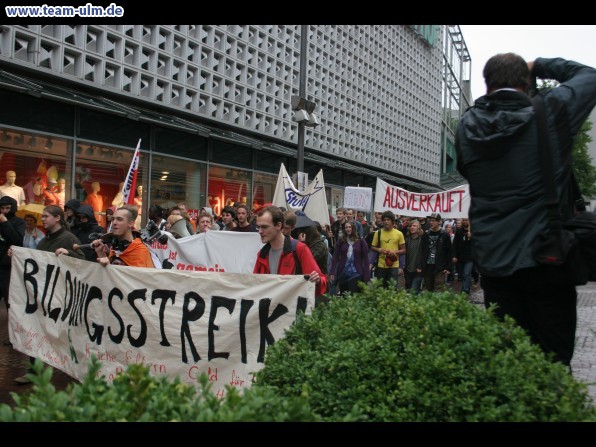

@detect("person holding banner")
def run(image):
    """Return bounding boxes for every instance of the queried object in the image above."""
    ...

[12,204,84,384]
[370,210,406,290]
[92,207,154,268]
[254,205,327,300]
[71,204,105,262]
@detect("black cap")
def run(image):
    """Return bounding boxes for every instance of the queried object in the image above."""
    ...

[427,213,442,220]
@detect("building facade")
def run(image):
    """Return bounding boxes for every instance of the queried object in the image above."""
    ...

[0,25,461,225]
[440,25,472,190]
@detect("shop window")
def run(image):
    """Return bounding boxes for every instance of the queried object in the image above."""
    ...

[207,165,250,218]
[252,172,277,211]
[150,154,207,219]
[0,129,72,224]
[75,141,146,229]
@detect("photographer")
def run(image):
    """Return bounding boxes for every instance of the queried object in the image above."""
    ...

[455,54,596,367]
[92,207,154,268]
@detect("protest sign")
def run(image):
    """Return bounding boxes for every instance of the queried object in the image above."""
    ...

[9,247,314,397]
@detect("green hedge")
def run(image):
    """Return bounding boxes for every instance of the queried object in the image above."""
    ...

[0,358,320,422]
[4,284,594,422]
[256,283,596,422]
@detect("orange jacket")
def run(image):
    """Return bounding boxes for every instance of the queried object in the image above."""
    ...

[109,238,154,268]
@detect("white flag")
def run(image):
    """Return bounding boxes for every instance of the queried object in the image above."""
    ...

[272,163,330,226]
[121,139,142,205]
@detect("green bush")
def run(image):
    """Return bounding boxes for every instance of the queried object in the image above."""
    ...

[256,282,596,422]
[0,358,319,422]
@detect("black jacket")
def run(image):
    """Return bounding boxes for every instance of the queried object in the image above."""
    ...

[71,204,104,261]
[421,229,452,273]
[0,196,25,267]
[455,57,596,277]
[453,228,473,264]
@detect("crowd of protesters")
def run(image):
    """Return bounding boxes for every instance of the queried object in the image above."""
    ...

[1,191,479,385]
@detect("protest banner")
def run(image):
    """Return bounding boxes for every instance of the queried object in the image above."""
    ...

[272,163,330,226]
[9,247,314,398]
[151,231,263,273]
[374,178,470,218]
[343,186,373,212]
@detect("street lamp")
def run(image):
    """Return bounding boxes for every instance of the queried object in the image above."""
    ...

[293,25,321,174]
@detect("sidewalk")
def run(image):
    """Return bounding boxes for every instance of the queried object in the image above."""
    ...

[571,282,596,402]
[1,282,596,407]
[0,305,76,406]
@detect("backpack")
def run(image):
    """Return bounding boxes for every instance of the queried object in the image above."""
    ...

[369,228,382,268]
[291,238,302,275]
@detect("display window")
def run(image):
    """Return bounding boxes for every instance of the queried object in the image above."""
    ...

[207,166,251,218]
[0,129,71,225]
[150,153,207,218]
[74,141,145,229]
[252,172,277,212]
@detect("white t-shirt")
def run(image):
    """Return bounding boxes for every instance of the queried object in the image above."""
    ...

[0,184,26,205]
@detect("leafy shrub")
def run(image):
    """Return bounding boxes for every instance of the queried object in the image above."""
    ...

[0,358,319,422]
[256,282,596,422]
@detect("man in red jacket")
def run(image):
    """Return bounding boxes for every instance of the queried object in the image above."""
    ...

[253,205,327,297]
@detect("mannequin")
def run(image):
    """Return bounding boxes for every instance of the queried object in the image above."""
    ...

[30,177,45,205]
[112,181,125,208]
[134,185,143,229]
[0,170,26,205]
[54,178,66,209]
[85,181,105,228]
[42,177,59,206]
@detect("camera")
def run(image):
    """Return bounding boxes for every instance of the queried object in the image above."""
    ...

[140,219,169,245]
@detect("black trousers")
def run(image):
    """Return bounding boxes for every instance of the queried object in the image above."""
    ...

[0,267,10,309]
[338,275,362,295]
[481,266,577,367]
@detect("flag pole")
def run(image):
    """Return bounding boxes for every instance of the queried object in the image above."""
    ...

[108,138,141,232]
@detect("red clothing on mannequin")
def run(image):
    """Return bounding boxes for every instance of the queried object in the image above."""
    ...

[85,182,105,228]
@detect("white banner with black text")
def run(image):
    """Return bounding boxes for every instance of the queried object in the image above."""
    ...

[374,178,470,218]
[9,247,314,397]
